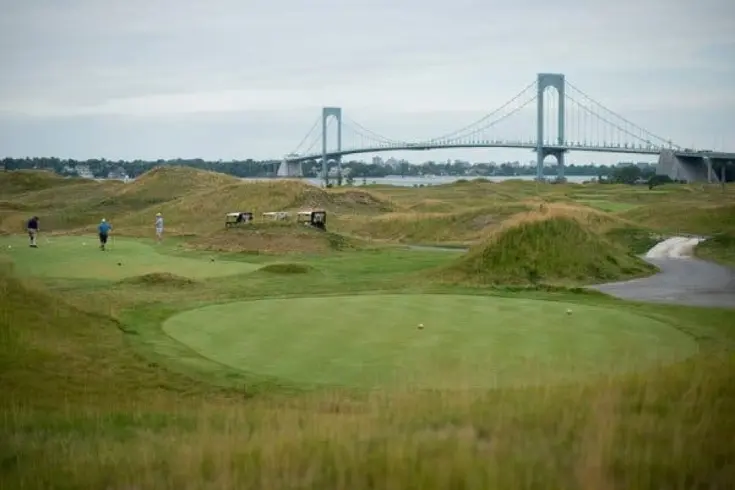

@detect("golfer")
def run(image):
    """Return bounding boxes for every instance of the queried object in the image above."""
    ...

[155,212,164,243]
[26,216,39,248]
[98,218,112,251]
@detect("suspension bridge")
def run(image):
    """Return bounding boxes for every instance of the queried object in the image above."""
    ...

[278,73,735,184]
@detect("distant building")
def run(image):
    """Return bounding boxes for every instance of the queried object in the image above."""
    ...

[107,166,129,180]
[75,165,94,179]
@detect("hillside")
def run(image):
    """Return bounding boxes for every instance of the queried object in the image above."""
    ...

[438,209,656,286]
[189,222,361,254]
[116,165,241,201]
[0,169,92,196]
[0,262,219,410]
[338,204,531,246]
[1,167,394,239]
[3,167,733,262]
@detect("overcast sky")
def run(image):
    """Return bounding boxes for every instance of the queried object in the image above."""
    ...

[1,0,733,165]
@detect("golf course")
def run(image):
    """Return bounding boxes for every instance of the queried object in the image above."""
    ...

[1,167,734,489]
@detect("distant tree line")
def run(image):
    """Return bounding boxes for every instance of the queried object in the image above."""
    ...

[2,156,732,182]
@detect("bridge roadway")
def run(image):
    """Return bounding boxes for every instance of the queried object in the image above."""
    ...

[283,142,735,163]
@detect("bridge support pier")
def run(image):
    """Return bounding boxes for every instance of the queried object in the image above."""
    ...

[276,159,304,178]
[536,148,567,182]
[536,73,565,181]
[322,107,342,186]
[656,150,717,183]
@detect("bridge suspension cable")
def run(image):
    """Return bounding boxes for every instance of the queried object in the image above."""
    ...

[565,80,680,149]
[342,116,406,146]
[444,92,537,143]
[565,94,669,149]
[339,119,394,150]
[422,80,537,143]
[289,116,321,155]
[300,117,335,156]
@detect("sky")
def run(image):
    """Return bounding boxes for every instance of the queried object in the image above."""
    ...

[1,0,734,166]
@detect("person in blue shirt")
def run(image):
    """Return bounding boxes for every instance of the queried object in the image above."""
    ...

[98,218,112,251]
[26,216,39,248]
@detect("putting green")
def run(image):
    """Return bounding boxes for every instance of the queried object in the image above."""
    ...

[163,294,698,389]
[0,235,260,280]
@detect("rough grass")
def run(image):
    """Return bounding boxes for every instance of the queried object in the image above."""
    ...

[440,209,656,285]
[0,169,92,195]
[118,272,198,287]
[620,203,735,236]
[1,168,394,238]
[0,263,227,411]
[604,226,663,254]
[258,262,313,274]
[338,204,530,246]
[3,169,735,488]
[2,247,735,489]
[696,233,735,267]
[187,222,361,254]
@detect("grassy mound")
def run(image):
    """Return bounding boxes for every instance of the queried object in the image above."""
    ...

[111,179,310,235]
[190,222,359,254]
[288,186,394,214]
[0,183,121,234]
[0,169,91,195]
[340,204,530,246]
[441,212,655,285]
[620,203,735,235]
[2,168,396,238]
[696,233,735,267]
[258,262,313,274]
[119,272,198,287]
[603,226,663,254]
[0,265,212,410]
[114,179,389,236]
[118,166,240,202]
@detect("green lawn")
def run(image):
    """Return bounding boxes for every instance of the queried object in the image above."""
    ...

[0,235,261,280]
[163,294,696,389]
[3,231,735,489]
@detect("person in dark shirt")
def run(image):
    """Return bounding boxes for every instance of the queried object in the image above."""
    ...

[26,216,39,248]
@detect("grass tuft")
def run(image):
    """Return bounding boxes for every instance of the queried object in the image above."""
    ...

[259,263,313,274]
[118,272,198,287]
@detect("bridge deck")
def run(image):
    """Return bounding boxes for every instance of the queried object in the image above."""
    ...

[284,142,735,163]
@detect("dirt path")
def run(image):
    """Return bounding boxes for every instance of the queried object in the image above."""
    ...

[590,237,735,309]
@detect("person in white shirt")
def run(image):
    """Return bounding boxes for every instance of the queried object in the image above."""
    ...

[155,213,164,243]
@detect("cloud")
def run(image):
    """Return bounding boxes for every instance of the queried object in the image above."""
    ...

[0,0,733,160]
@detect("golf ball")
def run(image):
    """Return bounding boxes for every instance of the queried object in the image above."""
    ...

[418,323,424,329]
[566,309,573,315]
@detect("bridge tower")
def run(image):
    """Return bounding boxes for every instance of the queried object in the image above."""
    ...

[322,107,342,185]
[536,73,566,181]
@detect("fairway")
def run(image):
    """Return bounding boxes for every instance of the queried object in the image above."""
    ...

[0,235,260,280]
[163,294,697,389]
